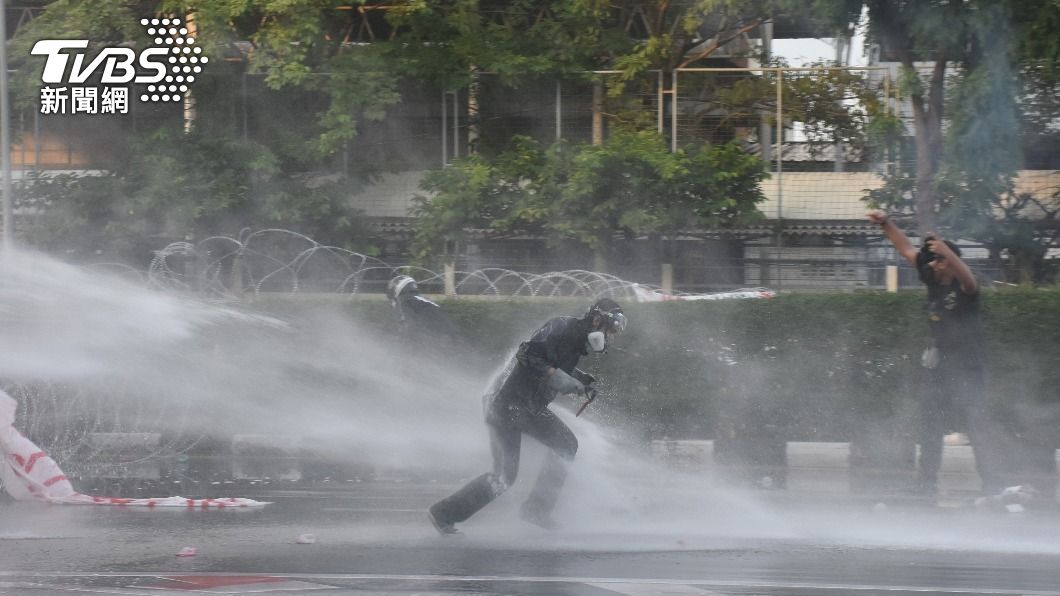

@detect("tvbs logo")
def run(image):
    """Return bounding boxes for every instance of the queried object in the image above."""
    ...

[33,40,169,84]
[31,17,208,114]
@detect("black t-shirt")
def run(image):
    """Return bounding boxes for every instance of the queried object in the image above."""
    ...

[925,278,985,368]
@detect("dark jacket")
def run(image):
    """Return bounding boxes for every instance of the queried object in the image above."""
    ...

[394,291,461,346]
[486,316,595,421]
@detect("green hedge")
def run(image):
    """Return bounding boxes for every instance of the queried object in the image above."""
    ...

[252,288,1060,445]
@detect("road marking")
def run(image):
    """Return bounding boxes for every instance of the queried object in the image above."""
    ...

[147,575,333,592]
[0,573,1057,595]
[0,582,160,594]
[319,508,424,512]
[586,582,730,595]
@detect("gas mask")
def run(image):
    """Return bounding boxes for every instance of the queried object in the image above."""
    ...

[587,331,607,353]
[584,300,627,354]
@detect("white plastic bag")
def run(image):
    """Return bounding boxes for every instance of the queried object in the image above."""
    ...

[921,346,940,369]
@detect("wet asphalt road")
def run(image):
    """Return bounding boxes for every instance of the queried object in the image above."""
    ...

[2,483,1060,595]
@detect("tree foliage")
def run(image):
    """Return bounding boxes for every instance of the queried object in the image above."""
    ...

[18,131,375,260]
[9,0,1054,282]
[10,0,402,157]
[382,0,857,94]
[7,0,153,105]
[861,0,1060,283]
[700,60,886,159]
[7,0,395,258]
[411,132,766,267]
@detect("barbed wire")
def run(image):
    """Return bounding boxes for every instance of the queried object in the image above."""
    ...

[9,229,763,474]
[5,379,204,475]
[147,229,666,300]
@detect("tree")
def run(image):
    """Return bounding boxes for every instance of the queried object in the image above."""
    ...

[696,58,887,160]
[7,0,153,106]
[7,1,392,259]
[382,0,860,83]
[9,1,402,159]
[383,0,866,150]
[860,0,1060,282]
[411,132,766,270]
[551,131,766,270]
[172,0,402,156]
[581,0,860,79]
[410,136,547,262]
[17,130,376,261]
[860,0,974,235]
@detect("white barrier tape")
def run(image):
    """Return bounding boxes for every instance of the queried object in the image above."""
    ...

[0,389,268,508]
[632,284,775,302]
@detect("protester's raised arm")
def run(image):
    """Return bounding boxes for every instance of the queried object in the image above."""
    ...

[867,210,918,266]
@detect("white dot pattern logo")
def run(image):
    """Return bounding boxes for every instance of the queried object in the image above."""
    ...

[139,17,205,103]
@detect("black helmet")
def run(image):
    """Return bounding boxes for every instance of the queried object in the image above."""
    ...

[587,298,627,333]
[386,275,418,301]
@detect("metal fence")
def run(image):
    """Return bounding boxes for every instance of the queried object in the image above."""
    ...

[139,229,1007,298]
[11,65,1058,290]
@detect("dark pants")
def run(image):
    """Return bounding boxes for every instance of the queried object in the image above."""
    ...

[430,406,578,525]
[918,360,1014,494]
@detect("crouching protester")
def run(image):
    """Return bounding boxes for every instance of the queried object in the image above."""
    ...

[386,274,463,353]
[427,298,627,534]
[867,210,1020,498]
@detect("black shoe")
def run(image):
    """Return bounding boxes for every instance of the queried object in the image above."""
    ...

[520,504,560,530]
[427,506,459,536]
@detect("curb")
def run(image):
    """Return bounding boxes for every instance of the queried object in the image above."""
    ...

[651,440,1059,495]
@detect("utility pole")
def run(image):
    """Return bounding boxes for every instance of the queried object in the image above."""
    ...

[1,0,14,252]
[182,11,197,133]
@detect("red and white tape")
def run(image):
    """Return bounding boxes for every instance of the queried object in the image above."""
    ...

[0,389,268,508]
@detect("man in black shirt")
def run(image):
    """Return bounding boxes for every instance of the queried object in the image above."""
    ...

[868,210,1013,496]
[427,298,627,534]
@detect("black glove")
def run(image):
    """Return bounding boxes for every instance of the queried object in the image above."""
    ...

[574,385,598,417]
[572,368,596,386]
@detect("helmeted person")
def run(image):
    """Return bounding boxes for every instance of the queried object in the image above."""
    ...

[427,298,627,534]
[386,275,462,350]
